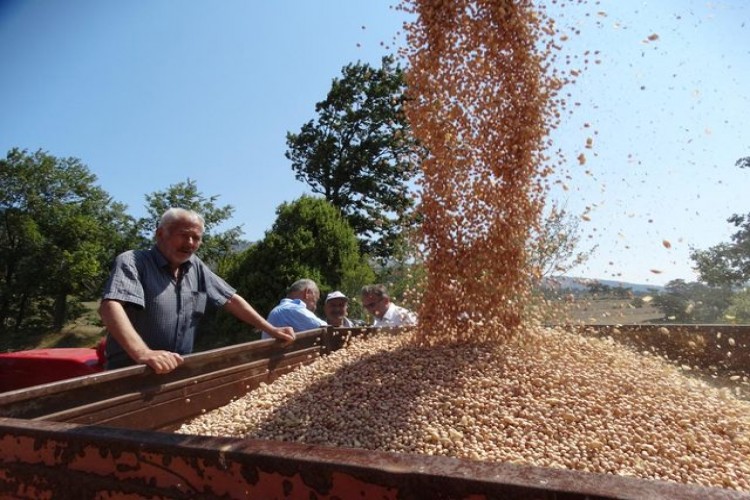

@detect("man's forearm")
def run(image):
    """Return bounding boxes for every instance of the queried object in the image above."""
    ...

[223,294,276,333]
[224,294,295,344]
[98,299,150,359]
[99,299,184,373]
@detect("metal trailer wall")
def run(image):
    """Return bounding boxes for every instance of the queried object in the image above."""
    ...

[1,325,749,499]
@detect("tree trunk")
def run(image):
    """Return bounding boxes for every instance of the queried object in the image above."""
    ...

[53,292,68,331]
[14,293,28,332]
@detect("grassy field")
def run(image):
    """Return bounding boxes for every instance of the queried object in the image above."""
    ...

[0,302,103,352]
[554,298,664,325]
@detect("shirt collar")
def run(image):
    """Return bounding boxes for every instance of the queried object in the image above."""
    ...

[281,298,305,307]
[150,246,194,272]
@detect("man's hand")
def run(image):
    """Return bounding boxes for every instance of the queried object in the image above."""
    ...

[134,349,184,374]
[270,326,295,345]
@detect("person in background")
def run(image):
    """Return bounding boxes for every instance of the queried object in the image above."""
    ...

[361,284,417,327]
[99,208,294,374]
[265,279,327,336]
[323,291,358,327]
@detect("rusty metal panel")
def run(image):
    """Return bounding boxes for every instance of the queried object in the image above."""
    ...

[1,417,742,499]
[575,324,750,374]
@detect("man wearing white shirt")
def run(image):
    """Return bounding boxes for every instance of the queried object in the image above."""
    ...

[361,284,417,327]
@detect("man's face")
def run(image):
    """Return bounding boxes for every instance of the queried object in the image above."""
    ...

[303,288,320,312]
[362,293,389,319]
[324,298,348,326]
[156,221,203,269]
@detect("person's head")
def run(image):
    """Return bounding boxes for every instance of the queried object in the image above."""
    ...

[361,284,391,319]
[287,279,320,312]
[155,208,205,269]
[324,291,349,326]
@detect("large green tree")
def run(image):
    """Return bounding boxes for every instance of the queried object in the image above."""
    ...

[690,156,750,287]
[0,148,138,331]
[227,195,375,319]
[724,288,750,323]
[285,56,420,261]
[141,178,243,271]
[691,213,750,287]
[651,279,733,323]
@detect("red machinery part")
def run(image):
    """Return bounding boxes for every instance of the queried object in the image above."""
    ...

[0,347,104,392]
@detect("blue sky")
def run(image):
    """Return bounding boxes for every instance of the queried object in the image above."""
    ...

[1,1,748,286]
[545,1,749,286]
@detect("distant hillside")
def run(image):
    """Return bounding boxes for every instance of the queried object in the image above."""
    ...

[542,276,663,295]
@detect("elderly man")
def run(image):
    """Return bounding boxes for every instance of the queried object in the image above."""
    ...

[323,291,357,327]
[264,279,328,336]
[99,208,295,374]
[361,284,417,327]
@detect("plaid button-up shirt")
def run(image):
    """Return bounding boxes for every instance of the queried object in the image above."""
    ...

[102,246,235,368]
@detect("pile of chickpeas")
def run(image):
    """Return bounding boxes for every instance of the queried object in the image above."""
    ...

[179,329,750,491]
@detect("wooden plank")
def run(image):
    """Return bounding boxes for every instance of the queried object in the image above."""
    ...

[0,328,330,422]
[37,347,320,430]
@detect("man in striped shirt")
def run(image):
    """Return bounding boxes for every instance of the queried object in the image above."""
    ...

[99,208,295,374]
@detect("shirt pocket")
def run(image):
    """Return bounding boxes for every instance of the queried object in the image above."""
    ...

[192,291,207,319]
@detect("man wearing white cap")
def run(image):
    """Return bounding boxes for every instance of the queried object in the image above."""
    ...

[324,291,356,327]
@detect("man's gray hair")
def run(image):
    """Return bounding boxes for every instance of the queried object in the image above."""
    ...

[288,278,318,295]
[158,208,205,231]
[361,284,389,299]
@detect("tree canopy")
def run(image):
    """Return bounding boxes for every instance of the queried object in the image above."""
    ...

[690,156,750,287]
[691,215,750,287]
[227,195,375,318]
[724,288,750,323]
[0,148,138,331]
[651,279,733,323]
[0,150,244,337]
[529,203,594,280]
[285,56,420,261]
[142,178,242,270]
